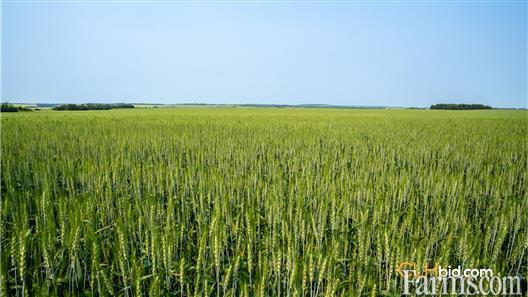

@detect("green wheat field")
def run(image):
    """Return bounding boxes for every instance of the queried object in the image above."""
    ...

[1,108,527,296]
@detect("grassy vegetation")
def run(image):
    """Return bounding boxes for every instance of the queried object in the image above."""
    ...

[1,108,526,296]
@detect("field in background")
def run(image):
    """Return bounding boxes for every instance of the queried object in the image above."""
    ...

[1,108,526,296]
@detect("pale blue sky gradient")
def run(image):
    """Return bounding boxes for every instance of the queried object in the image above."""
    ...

[2,1,527,108]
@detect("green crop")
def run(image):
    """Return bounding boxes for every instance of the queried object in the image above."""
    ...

[1,108,526,296]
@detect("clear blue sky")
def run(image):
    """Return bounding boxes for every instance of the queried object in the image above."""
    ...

[2,1,526,108]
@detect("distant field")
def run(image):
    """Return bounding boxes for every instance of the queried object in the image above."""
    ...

[1,108,526,296]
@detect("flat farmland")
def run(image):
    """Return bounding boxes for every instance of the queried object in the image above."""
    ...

[1,108,526,296]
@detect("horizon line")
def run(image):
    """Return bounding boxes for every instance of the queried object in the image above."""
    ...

[2,100,526,110]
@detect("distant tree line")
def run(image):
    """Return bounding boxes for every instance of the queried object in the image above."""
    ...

[430,103,492,110]
[0,103,32,112]
[53,103,135,110]
[36,103,59,108]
